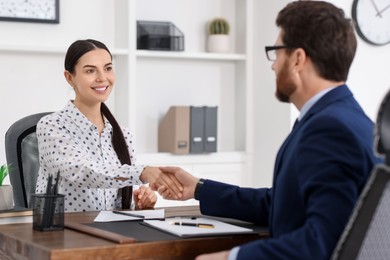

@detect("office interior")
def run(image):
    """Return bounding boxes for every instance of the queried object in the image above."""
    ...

[0,0,389,208]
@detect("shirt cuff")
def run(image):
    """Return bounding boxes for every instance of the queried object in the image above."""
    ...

[228,246,240,260]
[136,165,147,184]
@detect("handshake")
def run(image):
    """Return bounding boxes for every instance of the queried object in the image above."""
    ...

[140,166,200,201]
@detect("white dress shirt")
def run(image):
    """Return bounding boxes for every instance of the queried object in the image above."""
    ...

[35,101,145,212]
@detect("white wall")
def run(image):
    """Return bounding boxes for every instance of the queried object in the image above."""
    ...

[251,0,292,187]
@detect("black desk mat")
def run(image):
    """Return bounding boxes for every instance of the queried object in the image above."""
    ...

[86,221,180,242]
[86,218,266,242]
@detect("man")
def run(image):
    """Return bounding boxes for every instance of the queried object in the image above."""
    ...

[158,1,383,259]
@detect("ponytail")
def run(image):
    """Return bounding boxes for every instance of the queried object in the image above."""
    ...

[101,103,132,209]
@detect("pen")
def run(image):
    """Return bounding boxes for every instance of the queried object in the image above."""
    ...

[112,210,145,219]
[52,171,60,195]
[45,174,52,195]
[170,222,214,228]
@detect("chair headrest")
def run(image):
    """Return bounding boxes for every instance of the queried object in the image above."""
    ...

[375,89,390,164]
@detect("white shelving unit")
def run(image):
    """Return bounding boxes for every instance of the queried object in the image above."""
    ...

[108,0,254,196]
[111,0,254,199]
[137,50,246,61]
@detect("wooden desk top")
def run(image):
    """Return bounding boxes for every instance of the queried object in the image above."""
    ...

[0,206,267,260]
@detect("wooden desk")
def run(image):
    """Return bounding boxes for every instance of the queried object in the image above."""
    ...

[0,206,267,259]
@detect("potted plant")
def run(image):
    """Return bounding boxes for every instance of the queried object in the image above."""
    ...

[0,164,13,210]
[207,17,230,53]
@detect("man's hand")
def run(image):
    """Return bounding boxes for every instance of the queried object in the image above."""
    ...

[140,166,183,199]
[158,166,199,201]
[133,185,157,209]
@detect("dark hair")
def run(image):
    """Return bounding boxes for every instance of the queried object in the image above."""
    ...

[65,39,112,74]
[64,39,129,164]
[65,39,132,208]
[276,1,357,82]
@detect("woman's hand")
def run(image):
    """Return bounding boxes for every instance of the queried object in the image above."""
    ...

[140,166,183,199]
[133,185,157,209]
[157,166,198,200]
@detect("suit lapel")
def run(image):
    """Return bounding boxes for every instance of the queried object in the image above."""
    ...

[273,85,352,182]
[273,121,301,182]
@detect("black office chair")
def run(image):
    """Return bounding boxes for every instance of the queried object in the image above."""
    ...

[331,89,390,259]
[5,112,52,208]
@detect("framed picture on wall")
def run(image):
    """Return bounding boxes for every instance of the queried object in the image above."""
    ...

[0,0,59,24]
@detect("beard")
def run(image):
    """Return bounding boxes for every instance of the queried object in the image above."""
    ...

[275,60,297,103]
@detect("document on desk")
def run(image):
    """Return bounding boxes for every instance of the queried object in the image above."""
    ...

[94,209,165,222]
[143,217,254,237]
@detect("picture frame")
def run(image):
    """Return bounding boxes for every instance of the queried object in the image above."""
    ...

[0,0,59,24]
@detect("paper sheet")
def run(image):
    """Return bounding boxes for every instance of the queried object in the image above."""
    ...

[94,209,165,222]
[143,217,254,237]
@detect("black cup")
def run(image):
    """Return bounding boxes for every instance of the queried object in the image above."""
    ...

[32,193,65,231]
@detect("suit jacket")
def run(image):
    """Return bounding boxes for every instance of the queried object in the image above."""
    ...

[198,85,383,259]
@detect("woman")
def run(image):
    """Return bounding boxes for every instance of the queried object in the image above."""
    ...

[35,39,181,212]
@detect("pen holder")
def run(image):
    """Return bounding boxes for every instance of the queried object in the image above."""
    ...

[32,193,65,231]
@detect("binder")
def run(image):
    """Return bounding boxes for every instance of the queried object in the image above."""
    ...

[158,106,190,154]
[204,106,218,153]
[190,106,205,153]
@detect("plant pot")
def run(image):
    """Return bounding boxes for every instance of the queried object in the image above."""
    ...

[0,185,14,210]
[207,34,230,53]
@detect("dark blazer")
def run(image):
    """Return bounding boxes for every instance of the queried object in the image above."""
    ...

[198,85,382,259]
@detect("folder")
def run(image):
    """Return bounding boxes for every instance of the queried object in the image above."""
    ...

[190,106,218,153]
[204,106,218,153]
[158,106,190,154]
[142,217,254,237]
[190,106,205,154]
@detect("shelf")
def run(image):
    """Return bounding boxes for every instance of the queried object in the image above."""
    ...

[137,151,246,165]
[0,46,243,60]
[128,0,254,168]
[136,50,246,61]
[0,44,129,56]
[0,44,65,54]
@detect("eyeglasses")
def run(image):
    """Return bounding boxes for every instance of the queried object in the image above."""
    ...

[265,45,294,61]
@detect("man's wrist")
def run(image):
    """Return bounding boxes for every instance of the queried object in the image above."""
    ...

[194,178,205,200]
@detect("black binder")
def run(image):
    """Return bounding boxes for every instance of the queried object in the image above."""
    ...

[190,106,205,153]
[189,106,218,154]
[204,106,218,153]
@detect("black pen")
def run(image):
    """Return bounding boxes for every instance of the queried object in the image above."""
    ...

[52,171,60,195]
[170,222,214,228]
[45,174,53,195]
[112,210,145,219]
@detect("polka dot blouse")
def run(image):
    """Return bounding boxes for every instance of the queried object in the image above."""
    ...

[35,101,145,212]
